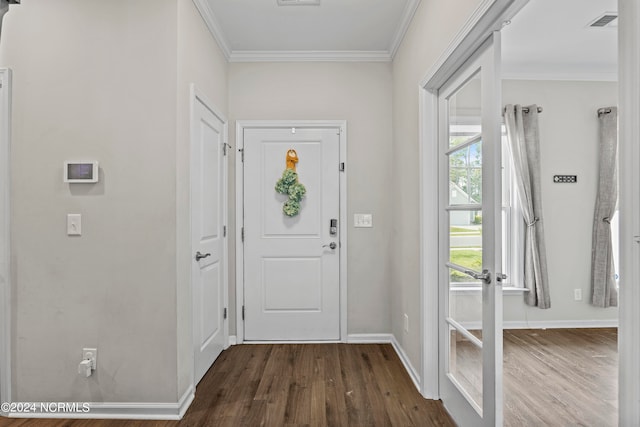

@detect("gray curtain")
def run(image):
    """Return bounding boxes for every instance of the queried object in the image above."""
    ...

[504,104,551,308]
[590,107,618,308]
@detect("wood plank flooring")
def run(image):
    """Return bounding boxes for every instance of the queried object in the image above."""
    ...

[0,330,619,426]
[0,344,454,427]
[502,328,617,427]
[453,328,618,426]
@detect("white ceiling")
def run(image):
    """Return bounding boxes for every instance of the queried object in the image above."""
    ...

[195,0,618,78]
[194,0,419,61]
[502,0,618,80]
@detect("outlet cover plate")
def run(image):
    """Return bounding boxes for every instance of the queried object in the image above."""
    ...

[83,348,97,368]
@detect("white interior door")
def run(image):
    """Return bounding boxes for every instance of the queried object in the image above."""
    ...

[438,33,504,427]
[192,94,227,384]
[243,127,340,341]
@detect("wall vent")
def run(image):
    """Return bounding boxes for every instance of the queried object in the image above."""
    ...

[277,0,320,5]
[588,13,618,28]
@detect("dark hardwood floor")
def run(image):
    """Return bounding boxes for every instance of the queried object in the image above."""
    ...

[0,344,455,427]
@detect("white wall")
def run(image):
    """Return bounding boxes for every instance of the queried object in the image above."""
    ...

[228,62,393,335]
[502,79,618,324]
[0,0,228,405]
[391,0,485,377]
[176,0,228,397]
[0,0,179,402]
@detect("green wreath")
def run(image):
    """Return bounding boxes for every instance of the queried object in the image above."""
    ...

[275,169,306,217]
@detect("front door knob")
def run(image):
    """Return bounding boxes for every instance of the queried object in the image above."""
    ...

[322,242,337,250]
[195,251,211,261]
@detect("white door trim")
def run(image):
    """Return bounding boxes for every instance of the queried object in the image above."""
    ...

[235,120,347,344]
[618,0,640,424]
[0,68,12,408]
[189,84,229,386]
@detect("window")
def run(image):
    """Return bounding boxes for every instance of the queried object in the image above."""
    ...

[448,122,523,289]
[611,208,620,286]
[501,126,524,289]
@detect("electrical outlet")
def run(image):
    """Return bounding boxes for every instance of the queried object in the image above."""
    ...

[574,289,582,301]
[83,348,97,369]
[403,314,409,333]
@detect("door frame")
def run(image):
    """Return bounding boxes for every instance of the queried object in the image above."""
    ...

[234,120,347,344]
[618,0,640,424]
[0,68,12,408]
[189,85,229,385]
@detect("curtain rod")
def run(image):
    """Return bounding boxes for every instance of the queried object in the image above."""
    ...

[598,108,613,116]
[502,106,543,114]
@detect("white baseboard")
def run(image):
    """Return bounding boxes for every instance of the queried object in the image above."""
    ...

[346,333,394,344]
[228,335,237,346]
[504,319,619,329]
[460,319,619,330]
[390,336,421,391]
[347,333,421,392]
[7,386,195,420]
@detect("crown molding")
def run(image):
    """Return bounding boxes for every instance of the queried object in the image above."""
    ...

[228,50,392,63]
[389,0,421,59]
[191,0,231,60]
[191,0,420,63]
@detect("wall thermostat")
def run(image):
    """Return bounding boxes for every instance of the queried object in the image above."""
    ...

[64,161,99,183]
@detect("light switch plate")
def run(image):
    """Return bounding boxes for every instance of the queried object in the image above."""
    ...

[67,214,82,236]
[354,213,373,228]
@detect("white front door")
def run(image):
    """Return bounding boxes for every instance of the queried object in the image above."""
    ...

[191,93,227,384]
[243,126,341,341]
[438,33,503,426]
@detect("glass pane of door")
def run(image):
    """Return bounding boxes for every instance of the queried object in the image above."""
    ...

[445,70,485,412]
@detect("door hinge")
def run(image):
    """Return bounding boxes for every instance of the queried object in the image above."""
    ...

[242,305,245,320]
[340,162,345,172]
[223,307,227,319]
[239,148,244,162]
[223,225,227,237]
[241,227,245,242]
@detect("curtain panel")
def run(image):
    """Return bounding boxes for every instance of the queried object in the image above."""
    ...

[504,104,551,309]
[590,107,618,308]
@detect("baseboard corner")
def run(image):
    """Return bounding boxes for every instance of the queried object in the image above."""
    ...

[390,335,421,392]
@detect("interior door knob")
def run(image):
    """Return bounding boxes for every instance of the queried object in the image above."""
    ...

[322,242,337,250]
[195,251,211,261]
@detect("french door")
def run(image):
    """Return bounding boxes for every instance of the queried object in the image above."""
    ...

[438,33,504,426]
